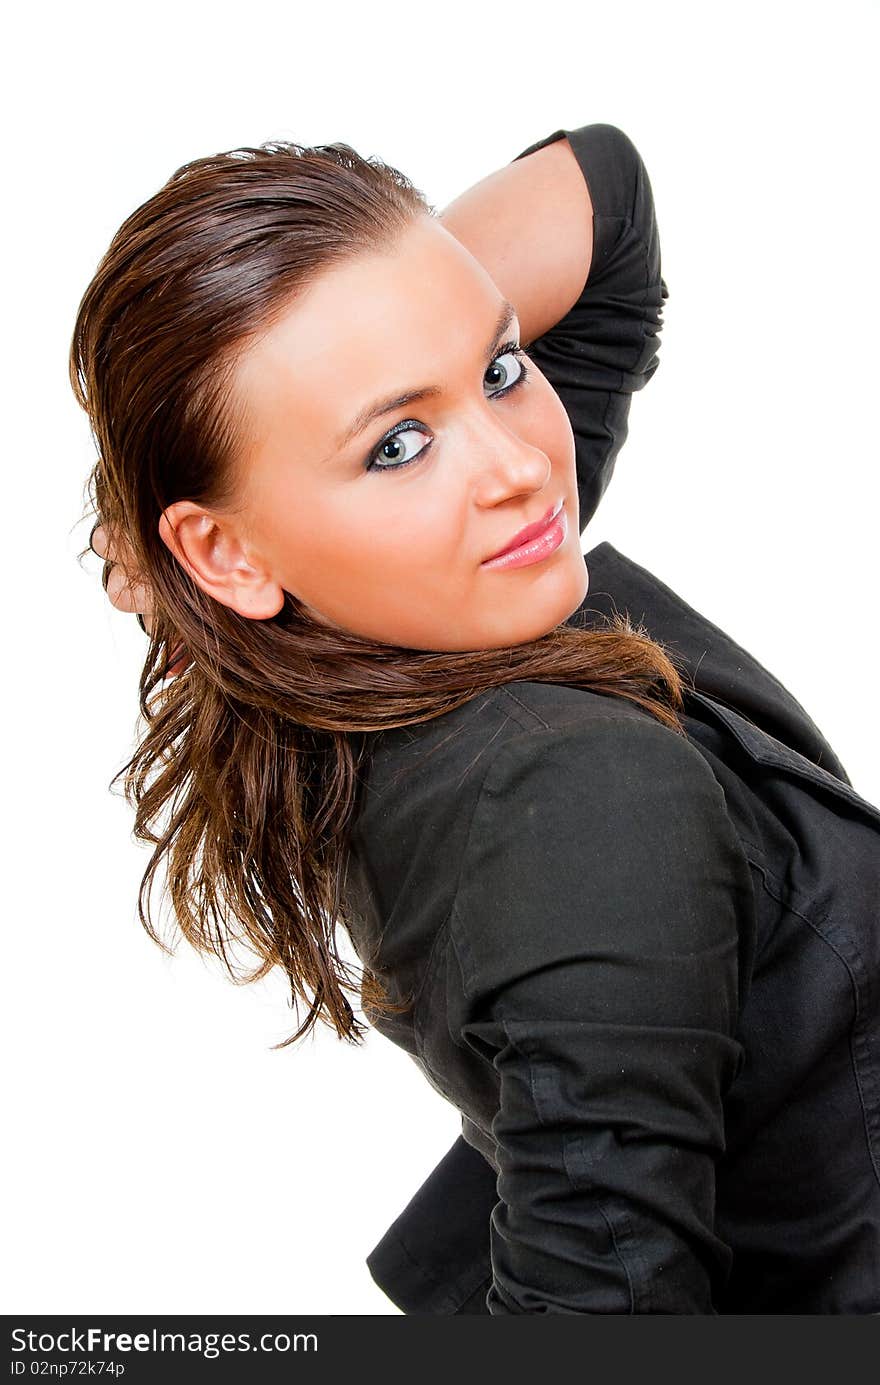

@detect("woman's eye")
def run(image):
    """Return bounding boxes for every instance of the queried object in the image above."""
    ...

[484,347,526,396]
[368,424,432,472]
[365,344,530,473]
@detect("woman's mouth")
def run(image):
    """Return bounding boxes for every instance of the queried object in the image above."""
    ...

[481,499,567,571]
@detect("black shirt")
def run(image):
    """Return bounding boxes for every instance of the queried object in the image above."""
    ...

[343,124,880,1314]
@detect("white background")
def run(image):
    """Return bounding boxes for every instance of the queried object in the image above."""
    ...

[3,0,877,1316]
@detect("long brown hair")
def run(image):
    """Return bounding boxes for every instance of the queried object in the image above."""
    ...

[71,136,687,1049]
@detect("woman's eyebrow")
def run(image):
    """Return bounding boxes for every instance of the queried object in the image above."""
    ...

[335,300,519,450]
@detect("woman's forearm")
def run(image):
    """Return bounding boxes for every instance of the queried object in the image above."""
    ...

[438,133,594,346]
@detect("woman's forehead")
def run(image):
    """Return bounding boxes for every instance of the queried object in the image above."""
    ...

[232,219,509,443]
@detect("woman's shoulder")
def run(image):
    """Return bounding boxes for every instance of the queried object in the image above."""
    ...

[445,681,753,1008]
[472,679,728,815]
[364,677,721,826]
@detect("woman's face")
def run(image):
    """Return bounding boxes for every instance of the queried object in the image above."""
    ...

[165,213,589,651]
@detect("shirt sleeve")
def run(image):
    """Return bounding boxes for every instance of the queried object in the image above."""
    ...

[449,716,754,1314]
[511,123,669,532]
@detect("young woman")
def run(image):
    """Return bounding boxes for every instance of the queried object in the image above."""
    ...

[75,122,880,1315]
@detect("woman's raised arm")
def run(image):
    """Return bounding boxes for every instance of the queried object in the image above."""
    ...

[438,133,594,346]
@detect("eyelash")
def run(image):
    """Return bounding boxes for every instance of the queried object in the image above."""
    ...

[364,340,531,474]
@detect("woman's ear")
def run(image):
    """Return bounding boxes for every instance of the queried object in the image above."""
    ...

[158,502,285,619]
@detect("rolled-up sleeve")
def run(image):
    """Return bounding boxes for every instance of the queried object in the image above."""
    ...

[450,717,754,1313]
[512,123,668,531]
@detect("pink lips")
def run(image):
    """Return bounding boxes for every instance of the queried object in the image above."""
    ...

[481,499,567,571]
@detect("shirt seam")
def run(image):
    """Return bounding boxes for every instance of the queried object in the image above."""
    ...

[737,863,880,1193]
[379,1226,489,1315]
[593,549,836,767]
[491,1012,642,1311]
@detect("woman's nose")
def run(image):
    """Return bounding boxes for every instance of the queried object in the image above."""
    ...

[469,414,553,501]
